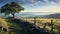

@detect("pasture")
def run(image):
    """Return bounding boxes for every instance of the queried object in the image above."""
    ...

[20,17,60,34]
[0,17,60,34]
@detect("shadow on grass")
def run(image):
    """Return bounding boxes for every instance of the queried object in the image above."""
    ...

[6,17,56,34]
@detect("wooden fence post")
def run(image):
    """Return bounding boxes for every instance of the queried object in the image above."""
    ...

[51,20,53,34]
[43,23,46,32]
[26,17,27,21]
[34,17,36,26]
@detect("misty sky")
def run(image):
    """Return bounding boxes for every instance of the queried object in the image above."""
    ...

[0,0,60,14]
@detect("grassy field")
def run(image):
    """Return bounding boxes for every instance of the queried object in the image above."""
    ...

[0,18,9,31]
[20,17,60,34]
[0,17,60,34]
[0,17,33,34]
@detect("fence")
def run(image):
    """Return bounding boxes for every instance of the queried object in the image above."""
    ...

[20,17,60,34]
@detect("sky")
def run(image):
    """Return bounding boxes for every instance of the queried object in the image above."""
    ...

[0,0,60,15]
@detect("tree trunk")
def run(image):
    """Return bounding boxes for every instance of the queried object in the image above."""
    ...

[12,13,15,18]
[5,14,6,17]
[34,17,36,26]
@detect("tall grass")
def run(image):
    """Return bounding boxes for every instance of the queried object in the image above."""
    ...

[20,17,60,33]
[0,18,9,31]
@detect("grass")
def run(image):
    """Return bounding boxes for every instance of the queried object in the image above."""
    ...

[0,18,22,34]
[20,17,60,34]
[0,17,60,34]
[5,18,33,34]
[0,18,9,31]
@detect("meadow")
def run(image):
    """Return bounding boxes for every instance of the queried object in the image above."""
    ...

[20,17,60,34]
[0,17,60,34]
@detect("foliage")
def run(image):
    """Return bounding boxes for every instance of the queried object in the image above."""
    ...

[1,4,10,15]
[10,2,24,13]
[0,2,24,17]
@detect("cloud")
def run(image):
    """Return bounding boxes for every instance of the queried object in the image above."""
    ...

[32,5,60,13]
[0,0,60,14]
[21,0,60,7]
[0,0,60,7]
[22,5,60,14]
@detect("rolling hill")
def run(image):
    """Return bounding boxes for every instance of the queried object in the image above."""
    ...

[0,12,60,18]
[44,13,60,18]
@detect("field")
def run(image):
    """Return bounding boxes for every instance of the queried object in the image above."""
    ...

[0,17,60,34]
[0,17,34,34]
[20,17,60,34]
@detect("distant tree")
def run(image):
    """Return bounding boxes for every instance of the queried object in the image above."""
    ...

[1,2,24,18]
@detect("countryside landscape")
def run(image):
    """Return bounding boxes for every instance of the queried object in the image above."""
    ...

[0,0,60,34]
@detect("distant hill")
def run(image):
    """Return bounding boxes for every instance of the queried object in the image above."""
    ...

[16,12,60,18]
[0,12,60,18]
[27,13,60,18]
[43,13,60,18]
[17,12,50,17]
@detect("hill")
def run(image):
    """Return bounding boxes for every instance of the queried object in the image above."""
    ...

[44,13,60,18]
[0,18,33,34]
[0,17,51,34]
[0,18,9,31]
[17,12,60,18]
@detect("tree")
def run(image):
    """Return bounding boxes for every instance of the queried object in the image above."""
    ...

[1,2,24,18]
[1,4,10,16]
